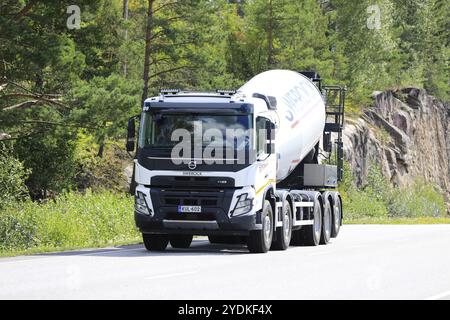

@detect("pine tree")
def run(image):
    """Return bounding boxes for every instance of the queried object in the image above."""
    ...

[332,0,402,102]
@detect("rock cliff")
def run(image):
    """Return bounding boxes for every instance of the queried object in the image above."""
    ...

[343,88,450,203]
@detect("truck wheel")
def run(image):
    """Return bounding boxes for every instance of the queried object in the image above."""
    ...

[300,199,322,246]
[143,233,169,251]
[272,201,292,250]
[247,200,273,253]
[320,198,332,245]
[170,235,193,249]
[331,196,342,238]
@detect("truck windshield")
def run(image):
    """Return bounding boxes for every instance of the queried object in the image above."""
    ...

[138,113,252,151]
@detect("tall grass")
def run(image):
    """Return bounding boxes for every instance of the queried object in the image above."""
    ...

[0,190,139,254]
[341,162,447,220]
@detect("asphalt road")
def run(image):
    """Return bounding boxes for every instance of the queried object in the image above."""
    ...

[1,225,450,300]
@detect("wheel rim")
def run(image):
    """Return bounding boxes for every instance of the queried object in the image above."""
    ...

[283,211,291,243]
[334,205,340,231]
[313,206,321,239]
[264,215,272,246]
[324,206,331,238]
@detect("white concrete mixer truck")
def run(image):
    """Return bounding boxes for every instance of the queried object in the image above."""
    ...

[126,70,346,253]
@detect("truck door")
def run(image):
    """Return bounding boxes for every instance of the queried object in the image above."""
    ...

[255,117,276,200]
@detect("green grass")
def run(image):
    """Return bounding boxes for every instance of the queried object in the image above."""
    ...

[345,217,450,225]
[340,162,448,221]
[1,187,448,258]
[0,190,140,257]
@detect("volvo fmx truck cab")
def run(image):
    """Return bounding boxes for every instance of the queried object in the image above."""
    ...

[126,70,346,253]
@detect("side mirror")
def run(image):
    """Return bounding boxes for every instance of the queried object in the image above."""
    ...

[126,117,136,152]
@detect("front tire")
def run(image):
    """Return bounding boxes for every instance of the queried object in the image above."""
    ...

[272,202,292,250]
[143,233,169,251]
[170,235,193,249]
[247,200,273,253]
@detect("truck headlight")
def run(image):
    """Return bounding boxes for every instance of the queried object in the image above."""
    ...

[232,193,253,216]
[135,192,151,216]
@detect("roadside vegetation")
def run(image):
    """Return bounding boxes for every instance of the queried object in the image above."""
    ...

[0,190,138,256]
[0,1,448,256]
[340,162,448,223]
[345,217,450,225]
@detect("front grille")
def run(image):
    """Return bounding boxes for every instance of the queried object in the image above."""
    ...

[150,188,235,224]
[163,197,218,207]
[151,176,235,188]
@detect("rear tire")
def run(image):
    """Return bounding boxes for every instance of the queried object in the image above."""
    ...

[331,196,342,238]
[300,199,322,246]
[248,200,273,253]
[320,198,332,245]
[170,235,193,249]
[143,233,169,251]
[272,201,292,250]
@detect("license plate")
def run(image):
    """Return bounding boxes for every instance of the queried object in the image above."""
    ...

[178,205,202,213]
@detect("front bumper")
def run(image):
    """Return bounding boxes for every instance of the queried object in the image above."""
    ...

[134,186,258,236]
[135,212,257,236]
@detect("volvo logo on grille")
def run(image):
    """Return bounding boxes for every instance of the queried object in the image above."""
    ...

[188,160,197,170]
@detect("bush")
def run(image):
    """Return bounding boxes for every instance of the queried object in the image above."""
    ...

[340,163,388,219]
[74,133,130,193]
[388,179,447,218]
[363,163,391,204]
[340,161,447,220]
[0,144,30,209]
[345,189,389,220]
[14,130,78,199]
[0,190,138,253]
[0,208,38,251]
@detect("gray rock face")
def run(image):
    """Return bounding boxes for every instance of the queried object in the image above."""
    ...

[343,88,450,202]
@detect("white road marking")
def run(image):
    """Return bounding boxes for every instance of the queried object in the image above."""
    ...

[0,247,145,265]
[0,240,220,266]
[79,247,145,256]
[144,271,197,280]
[425,290,450,300]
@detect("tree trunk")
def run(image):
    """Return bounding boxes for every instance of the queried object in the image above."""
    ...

[267,0,274,66]
[123,0,129,77]
[97,143,105,158]
[142,0,155,105]
[14,0,37,21]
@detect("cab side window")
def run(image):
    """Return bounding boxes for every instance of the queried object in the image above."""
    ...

[256,117,269,158]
